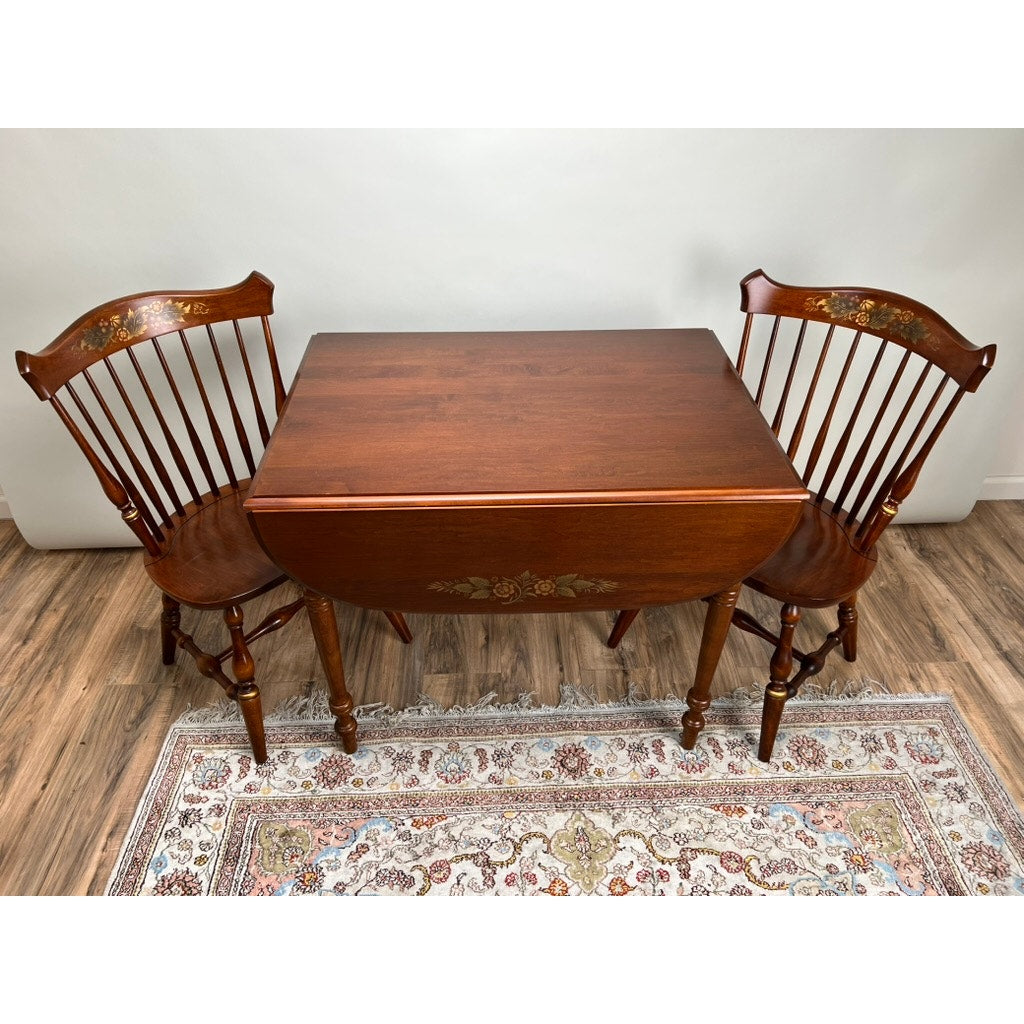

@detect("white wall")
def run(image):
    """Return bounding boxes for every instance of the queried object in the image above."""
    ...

[1,126,1021,548]
[2,4,1021,548]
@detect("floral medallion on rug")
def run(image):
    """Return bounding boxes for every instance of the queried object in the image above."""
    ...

[106,689,1024,895]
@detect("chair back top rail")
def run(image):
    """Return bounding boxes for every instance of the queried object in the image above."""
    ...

[15,272,285,556]
[739,269,995,389]
[734,270,997,554]
[17,272,278,398]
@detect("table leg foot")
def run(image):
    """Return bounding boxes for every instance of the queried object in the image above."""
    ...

[303,589,359,753]
[680,584,741,750]
[334,717,359,755]
[680,716,703,750]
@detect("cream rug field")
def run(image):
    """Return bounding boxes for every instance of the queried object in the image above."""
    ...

[107,687,1024,895]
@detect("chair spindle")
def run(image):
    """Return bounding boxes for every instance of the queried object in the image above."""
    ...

[151,337,222,498]
[127,347,205,508]
[179,329,239,491]
[82,367,171,531]
[207,324,258,478]
[233,319,271,445]
[102,357,186,520]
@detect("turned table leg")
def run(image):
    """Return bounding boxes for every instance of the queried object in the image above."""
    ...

[681,584,741,749]
[303,589,359,754]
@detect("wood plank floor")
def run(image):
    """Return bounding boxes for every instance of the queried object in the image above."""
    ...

[1,501,1022,895]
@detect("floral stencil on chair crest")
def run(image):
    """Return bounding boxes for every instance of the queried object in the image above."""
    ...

[80,299,211,351]
[805,293,931,346]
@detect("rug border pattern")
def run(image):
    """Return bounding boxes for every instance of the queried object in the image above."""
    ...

[107,691,1024,896]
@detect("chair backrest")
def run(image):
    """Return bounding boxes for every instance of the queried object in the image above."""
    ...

[734,270,996,553]
[16,272,285,556]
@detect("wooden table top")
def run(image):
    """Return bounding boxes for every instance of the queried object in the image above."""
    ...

[247,329,805,510]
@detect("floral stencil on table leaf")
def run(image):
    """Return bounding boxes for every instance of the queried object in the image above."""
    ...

[805,294,931,346]
[428,571,618,605]
[79,300,211,352]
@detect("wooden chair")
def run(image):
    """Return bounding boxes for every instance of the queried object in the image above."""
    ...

[16,272,412,763]
[608,269,996,761]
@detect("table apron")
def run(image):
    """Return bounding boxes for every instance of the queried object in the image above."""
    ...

[247,500,801,613]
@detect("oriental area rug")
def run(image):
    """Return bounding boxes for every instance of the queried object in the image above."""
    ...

[106,687,1024,895]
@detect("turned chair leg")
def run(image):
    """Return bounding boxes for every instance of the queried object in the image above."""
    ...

[161,593,181,666]
[759,603,801,763]
[224,604,268,764]
[607,609,640,649]
[838,594,858,662]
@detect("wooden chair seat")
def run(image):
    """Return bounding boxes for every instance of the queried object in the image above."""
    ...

[744,500,877,609]
[143,486,285,610]
[606,269,996,763]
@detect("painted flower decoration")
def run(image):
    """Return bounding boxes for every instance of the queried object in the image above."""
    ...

[79,299,211,351]
[429,570,617,605]
[804,293,930,345]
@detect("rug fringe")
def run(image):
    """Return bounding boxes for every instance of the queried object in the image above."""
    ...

[174,676,951,729]
[724,678,893,704]
[349,682,690,723]
[175,702,251,725]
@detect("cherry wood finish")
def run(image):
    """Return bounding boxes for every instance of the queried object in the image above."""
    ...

[246,328,807,751]
[609,270,998,761]
[16,272,410,763]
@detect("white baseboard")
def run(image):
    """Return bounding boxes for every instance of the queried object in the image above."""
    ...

[0,491,10,519]
[979,475,1024,501]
